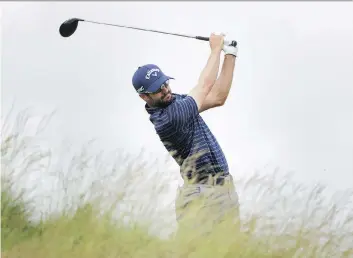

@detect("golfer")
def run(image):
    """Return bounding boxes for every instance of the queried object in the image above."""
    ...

[132,33,239,230]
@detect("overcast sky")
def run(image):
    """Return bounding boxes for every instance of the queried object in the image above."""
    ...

[1,2,352,199]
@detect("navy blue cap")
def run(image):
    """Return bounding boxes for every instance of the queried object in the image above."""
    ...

[132,64,174,94]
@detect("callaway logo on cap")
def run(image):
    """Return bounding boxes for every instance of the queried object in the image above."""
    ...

[145,68,159,80]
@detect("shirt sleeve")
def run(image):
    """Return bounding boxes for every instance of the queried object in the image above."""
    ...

[166,95,199,130]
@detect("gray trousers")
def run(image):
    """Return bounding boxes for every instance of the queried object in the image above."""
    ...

[175,174,240,234]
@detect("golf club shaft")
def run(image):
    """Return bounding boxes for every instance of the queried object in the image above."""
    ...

[82,19,222,43]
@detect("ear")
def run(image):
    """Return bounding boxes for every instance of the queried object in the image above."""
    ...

[139,94,149,101]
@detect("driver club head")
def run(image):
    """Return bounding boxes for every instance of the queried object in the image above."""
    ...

[59,18,84,37]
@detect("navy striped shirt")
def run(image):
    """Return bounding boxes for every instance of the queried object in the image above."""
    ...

[146,93,229,182]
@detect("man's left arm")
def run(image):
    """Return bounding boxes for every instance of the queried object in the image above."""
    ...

[199,45,237,113]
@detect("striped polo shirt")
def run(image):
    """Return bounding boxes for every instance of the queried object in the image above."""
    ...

[146,93,229,182]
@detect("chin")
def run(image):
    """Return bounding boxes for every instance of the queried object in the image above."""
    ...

[160,100,172,108]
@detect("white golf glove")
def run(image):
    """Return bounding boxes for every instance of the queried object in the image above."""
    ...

[223,40,238,57]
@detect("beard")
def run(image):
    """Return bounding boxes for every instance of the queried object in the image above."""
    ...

[152,92,173,108]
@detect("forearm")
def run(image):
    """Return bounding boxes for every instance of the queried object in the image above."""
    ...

[212,55,236,103]
[188,48,222,111]
[188,33,224,111]
[198,49,222,92]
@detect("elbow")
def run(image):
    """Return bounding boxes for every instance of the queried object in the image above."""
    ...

[216,92,228,106]
[218,98,226,106]
[214,97,226,107]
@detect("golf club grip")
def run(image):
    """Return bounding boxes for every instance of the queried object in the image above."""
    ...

[196,36,209,41]
[196,36,237,47]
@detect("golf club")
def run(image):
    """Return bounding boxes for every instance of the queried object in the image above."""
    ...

[59,18,237,47]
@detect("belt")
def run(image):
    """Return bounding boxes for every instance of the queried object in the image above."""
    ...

[184,172,233,186]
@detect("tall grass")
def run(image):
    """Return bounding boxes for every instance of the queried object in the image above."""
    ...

[1,108,353,257]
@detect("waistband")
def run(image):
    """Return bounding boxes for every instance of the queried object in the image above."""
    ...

[183,173,233,186]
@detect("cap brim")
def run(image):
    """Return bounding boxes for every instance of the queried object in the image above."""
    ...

[146,75,174,93]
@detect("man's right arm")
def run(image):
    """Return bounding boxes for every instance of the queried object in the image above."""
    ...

[188,34,224,112]
[165,49,222,130]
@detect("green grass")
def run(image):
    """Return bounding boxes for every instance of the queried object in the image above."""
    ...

[1,109,353,257]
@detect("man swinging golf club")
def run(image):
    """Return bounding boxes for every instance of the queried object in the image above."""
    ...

[132,33,240,232]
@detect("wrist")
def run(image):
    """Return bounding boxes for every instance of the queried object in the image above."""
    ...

[224,54,236,59]
[211,47,222,54]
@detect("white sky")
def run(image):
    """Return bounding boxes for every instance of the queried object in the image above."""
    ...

[1,1,352,199]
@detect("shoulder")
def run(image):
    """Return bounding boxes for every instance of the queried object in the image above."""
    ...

[148,107,169,125]
[167,93,198,110]
[173,93,195,101]
[147,93,199,132]
[165,93,199,128]
[146,102,176,135]
[148,108,175,137]
[167,93,197,109]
